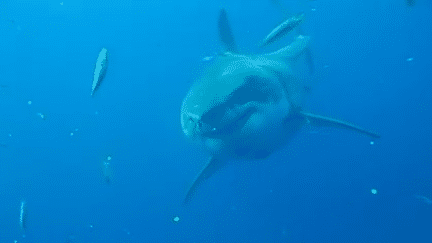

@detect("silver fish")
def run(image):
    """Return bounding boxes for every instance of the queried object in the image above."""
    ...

[102,156,113,184]
[91,48,109,96]
[261,13,304,47]
[19,200,27,231]
[268,1,315,74]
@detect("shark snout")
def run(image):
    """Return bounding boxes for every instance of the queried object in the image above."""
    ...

[181,112,214,139]
[181,112,197,138]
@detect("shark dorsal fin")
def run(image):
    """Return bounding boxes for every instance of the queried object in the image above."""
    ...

[218,9,238,53]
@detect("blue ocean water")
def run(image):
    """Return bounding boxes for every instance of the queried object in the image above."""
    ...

[0,0,431,242]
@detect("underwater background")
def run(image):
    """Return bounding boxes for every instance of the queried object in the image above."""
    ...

[0,0,431,242]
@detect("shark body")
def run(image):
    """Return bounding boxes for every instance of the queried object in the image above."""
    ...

[180,9,379,204]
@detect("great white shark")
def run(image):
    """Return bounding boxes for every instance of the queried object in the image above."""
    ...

[180,9,379,204]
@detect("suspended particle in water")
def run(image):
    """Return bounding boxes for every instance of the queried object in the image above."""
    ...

[37,112,46,120]
[371,189,377,195]
[172,216,180,224]
[406,57,414,62]
[202,56,214,62]
[27,101,32,105]
[70,128,78,136]
[107,156,112,161]
[123,228,131,235]
[370,141,374,145]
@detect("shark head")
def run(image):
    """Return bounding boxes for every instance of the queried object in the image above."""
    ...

[181,55,294,158]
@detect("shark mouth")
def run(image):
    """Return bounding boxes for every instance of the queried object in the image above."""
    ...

[201,104,256,138]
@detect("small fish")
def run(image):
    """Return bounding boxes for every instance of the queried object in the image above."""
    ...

[267,1,315,74]
[103,161,112,184]
[415,195,432,204]
[261,13,305,47]
[91,48,109,96]
[202,56,214,62]
[102,156,113,184]
[19,200,27,231]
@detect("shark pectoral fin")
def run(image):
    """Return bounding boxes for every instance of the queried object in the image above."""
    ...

[300,112,380,139]
[218,9,238,53]
[184,156,224,205]
[267,35,310,60]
